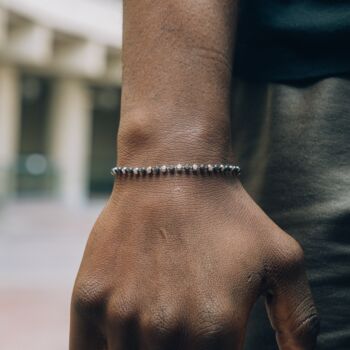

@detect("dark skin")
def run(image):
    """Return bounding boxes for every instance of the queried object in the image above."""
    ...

[70,1,320,349]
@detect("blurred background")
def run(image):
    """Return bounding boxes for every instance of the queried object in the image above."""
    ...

[0,0,122,348]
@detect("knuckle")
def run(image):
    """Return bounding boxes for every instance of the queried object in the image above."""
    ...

[193,322,232,342]
[139,306,179,338]
[276,234,306,269]
[107,293,138,325]
[288,238,305,263]
[190,302,238,341]
[72,277,108,317]
[293,311,320,342]
[191,319,238,347]
[284,297,320,344]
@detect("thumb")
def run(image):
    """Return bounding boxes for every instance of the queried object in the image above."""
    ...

[265,241,320,349]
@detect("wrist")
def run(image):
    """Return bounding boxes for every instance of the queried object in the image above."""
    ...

[117,107,234,165]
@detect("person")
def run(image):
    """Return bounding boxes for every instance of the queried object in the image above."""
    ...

[69,1,350,349]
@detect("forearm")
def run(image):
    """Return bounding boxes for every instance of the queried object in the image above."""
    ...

[118,0,240,165]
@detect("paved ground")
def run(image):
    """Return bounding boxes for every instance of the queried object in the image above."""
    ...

[0,199,105,350]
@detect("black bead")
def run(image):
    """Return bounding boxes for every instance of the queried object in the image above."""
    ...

[153,166,160,175]
[214,164,221,173]
[233,166,241,176]
[176,165,183,173]
[140,167,147,175]
[184,164,191,173]
[169,166,175,174]
[199,164,206,174]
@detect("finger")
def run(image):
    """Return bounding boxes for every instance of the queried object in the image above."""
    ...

[265,244,320,349]
[106,314,139,350]
[69,311,106,350]
[69,292,107,350]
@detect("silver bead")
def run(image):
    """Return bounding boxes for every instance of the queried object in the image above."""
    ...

[207,164,213,172]
[192,164,198,172]
[133,167,139,175]
[176,164,183,172]
[161,165,167,174]
[146,166,152,175]
[122,167,128,175]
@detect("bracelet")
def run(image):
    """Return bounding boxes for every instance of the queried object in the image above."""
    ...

[111,163,241,177]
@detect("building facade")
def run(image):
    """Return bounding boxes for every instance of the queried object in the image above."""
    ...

[0,0,122,206]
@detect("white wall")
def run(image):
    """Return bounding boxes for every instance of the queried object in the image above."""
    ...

[0,0,122,47]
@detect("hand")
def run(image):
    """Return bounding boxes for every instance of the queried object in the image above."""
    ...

[70,177,319,350]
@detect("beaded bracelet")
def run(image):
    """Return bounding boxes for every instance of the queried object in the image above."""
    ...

[111,163,241,177]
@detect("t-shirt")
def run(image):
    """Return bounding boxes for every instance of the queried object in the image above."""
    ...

[234,0,350,82]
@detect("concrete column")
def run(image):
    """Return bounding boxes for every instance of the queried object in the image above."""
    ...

[0,8,8,50]
[6,19,52,66]
[49,79,92,207]
[0,66,20,201]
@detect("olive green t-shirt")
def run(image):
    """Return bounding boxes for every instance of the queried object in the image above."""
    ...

[234,0,350,82]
